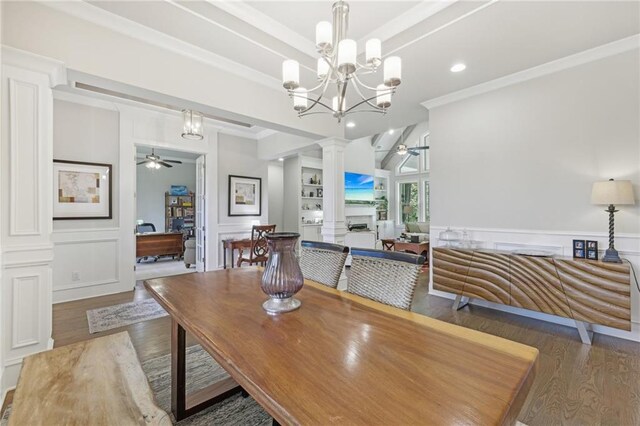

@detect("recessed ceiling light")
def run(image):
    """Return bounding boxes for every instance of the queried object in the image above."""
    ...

[278,157,284,162]
[388,129,395,135]
[450,63,466,73]
[346,122,356,128]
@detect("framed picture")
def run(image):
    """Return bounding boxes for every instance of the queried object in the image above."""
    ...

[53,160,112,220]
[228,175,262,216]
[572,239,586,258]
[317,188,323,197]
[586,240,598,260]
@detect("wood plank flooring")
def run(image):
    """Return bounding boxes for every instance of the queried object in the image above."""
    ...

[5,271,640,425]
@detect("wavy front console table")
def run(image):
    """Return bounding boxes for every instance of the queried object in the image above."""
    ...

[432,248,631,344]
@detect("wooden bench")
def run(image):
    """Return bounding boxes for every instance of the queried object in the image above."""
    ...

[9,332,170,426]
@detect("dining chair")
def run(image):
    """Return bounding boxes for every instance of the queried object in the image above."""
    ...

[347,248,425,310]
[237,224,276,267]
[299,241,349,288]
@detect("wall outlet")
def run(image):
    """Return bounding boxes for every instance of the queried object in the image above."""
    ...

[71,271,80,281]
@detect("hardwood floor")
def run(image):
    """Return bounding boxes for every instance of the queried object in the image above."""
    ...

[6,271,639,425]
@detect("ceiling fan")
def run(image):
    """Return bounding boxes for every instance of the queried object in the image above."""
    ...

[137,149,182,169]
[376,143,429,157]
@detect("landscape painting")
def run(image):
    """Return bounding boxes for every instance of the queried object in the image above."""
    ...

[345,172,374,204]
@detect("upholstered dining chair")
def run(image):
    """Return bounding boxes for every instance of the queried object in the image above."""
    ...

[347,248,425,310]
[237,224,276,267]
[299,241,349,288]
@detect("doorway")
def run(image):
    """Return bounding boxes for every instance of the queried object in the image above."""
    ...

[134,146,205,280]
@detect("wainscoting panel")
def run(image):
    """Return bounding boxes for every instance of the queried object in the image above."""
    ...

[52,228,123,303]
[8,78,40,236]
[430,226,640,341]
[1,54,58,395]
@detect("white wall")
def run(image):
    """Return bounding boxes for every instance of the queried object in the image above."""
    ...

[52,100,119,229]
[51,100,125,303]
[345,137,375,176]
[136,159,196,232]
[267,163,284,231]
[215,133,270,267]
[217,134,268,225]
[428,49,640,339]
[429,50,639,233]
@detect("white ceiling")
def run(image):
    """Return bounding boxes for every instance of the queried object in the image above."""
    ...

[78,1,640,138]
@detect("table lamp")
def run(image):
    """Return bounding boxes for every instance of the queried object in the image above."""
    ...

[591,179,635,263]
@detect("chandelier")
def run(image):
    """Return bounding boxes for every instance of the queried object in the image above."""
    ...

[281,1,402,123]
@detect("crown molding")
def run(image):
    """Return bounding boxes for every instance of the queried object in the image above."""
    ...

[165,0,315,74]
[357,0,456,51]
[206,0,317,58]
[37,0,283,91]
[1,45,67,87]
[421,34,640,110]
[255,128,279,140]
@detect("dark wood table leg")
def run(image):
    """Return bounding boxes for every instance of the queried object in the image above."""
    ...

[223,242,227,269]
[171,319,187,421]
[171,318,242,421]
[230,246,235,269]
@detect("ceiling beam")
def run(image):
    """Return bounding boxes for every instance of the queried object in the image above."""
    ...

[370,133,382,147]
[381,125,416,170]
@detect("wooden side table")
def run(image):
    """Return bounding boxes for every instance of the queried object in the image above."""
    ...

[382,239,429,266]
[221,239,252,269]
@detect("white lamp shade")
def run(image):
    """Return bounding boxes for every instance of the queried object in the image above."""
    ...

[337,39,357,74]
[366,39,381,66]
[384,56,402,87]
[293,88,307,111]
[317,58,330,79]
[282,59,300,89]
[315,21,332,48]
[376,84,391,108]
[591,180,635,205]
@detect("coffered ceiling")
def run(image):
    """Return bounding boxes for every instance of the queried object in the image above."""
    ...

[56,1,640,138]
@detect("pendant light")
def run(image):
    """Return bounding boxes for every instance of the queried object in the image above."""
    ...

[181,110,204,140]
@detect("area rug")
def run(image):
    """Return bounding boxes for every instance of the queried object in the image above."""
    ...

[86,298,169,334]
[0,345,271,425]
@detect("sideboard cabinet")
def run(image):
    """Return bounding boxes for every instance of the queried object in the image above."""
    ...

[432,248,631,343]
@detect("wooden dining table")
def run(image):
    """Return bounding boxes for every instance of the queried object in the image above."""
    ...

[145,268,538,425]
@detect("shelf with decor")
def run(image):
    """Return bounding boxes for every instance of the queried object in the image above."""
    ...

[374,169,390,221]
[165,192,195,237]
[300,162,324,229]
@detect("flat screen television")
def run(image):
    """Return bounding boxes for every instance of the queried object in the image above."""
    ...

[345,172,374,204]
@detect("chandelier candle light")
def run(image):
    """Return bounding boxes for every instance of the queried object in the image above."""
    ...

[281,1,401,122]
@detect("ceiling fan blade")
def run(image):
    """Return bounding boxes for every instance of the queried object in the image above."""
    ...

[158,161,173,168]
[137,160,149,165]
[407,151,420,156]
[409,146,430,150]
[163,159,183,164]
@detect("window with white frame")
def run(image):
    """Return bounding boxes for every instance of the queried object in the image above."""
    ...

[395,131,430,225]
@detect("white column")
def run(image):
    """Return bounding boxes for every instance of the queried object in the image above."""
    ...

[1,47,66,392]
[319,138,349,245]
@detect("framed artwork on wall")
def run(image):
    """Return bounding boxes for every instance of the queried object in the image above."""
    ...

[228,175,262,216]
[53,160,112,220]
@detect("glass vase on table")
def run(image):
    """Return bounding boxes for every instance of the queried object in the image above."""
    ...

[261,232,304,314]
